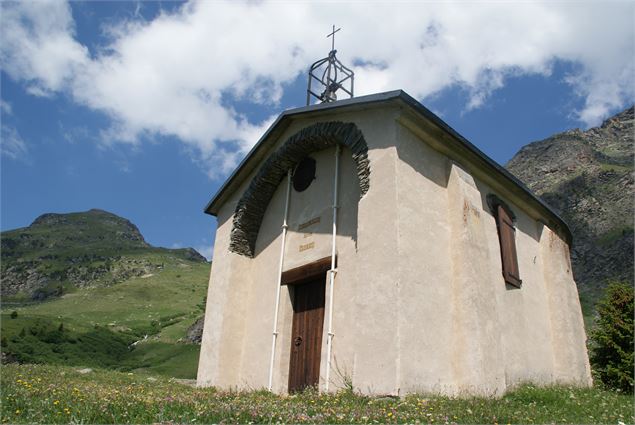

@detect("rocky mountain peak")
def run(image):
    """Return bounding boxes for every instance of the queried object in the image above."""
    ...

[29,209,147,246]
[1,209,207,301]
[31,213,68,227]
[601,105,633,129]
[506,106,634,307]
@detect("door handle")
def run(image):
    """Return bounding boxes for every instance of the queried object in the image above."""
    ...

[294,336,303,347]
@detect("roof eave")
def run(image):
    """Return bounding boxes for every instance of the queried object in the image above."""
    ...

[203,89,572,245]
[392,92,572,245]
[203,90,406,216]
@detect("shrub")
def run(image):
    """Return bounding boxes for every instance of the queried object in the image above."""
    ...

[10,311,18,319]
[41,330,64,344]
[589,282,634,392]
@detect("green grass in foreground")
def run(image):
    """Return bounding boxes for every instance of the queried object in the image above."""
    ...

[1,364,633,424]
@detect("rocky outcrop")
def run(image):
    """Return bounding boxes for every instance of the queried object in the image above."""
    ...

[185,316,205,344]
[30,209,148,246]
[507,107,634,303]
[179,248,208,263]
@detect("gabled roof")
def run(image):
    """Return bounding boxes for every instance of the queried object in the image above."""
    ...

[204,90,572,244]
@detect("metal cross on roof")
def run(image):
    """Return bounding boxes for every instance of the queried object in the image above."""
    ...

[306,25,354,105]
[327,25,341,52]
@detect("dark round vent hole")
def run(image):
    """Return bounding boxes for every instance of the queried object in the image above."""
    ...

[292,157,316,192]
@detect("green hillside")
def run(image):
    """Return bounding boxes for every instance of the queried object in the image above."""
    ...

[1,209,206,302]
[1,257,209,378]
[1,209,210,378]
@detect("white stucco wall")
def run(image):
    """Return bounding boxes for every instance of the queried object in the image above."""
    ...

[197,104,591,395]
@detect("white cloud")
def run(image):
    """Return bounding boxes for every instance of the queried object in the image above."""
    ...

[1,1,633,176]
[1,125,28,160]
[1,100,12,115]
[0,1,88,95]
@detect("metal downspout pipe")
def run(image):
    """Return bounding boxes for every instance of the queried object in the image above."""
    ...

[325,144,341,392]
[267,169,292,391]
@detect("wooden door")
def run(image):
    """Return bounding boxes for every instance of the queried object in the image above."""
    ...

[288,277,326,392]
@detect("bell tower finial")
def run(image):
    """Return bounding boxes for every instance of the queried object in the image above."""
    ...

[306,25,354,105]
[327,25,340,52]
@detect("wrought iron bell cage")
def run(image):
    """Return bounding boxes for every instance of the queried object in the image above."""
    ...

[306,26,354,105]
[306,50,354,105]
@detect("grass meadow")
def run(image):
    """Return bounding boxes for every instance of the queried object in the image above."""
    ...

[1,363,633,424]
[1,258,209,378]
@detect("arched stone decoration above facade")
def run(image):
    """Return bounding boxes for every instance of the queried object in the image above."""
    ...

[229,121,370,257]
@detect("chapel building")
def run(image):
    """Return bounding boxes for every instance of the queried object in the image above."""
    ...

[197,90,592,396]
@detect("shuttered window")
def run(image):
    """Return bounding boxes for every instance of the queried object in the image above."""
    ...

[488,195,522,288]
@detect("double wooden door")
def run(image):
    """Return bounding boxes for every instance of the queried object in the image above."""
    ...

[288,277,326,392]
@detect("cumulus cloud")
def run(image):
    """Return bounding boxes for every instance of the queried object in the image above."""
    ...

[1,1,633,175]
[0,1,88,96]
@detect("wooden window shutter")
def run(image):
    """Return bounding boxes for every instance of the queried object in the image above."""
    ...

[496,204,522,288]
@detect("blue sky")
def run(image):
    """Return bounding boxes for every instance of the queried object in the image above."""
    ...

[1,1,633,259]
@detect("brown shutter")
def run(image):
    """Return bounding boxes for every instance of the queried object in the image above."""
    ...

[497,204,522,288]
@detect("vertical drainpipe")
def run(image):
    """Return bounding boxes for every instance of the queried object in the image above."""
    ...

[325,144,341,392]
[267,169,292,391]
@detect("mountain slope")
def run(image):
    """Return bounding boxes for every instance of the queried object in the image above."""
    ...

[1,258,210,377]
[506,107,634,308]
[1,209,206,301]
[0,209,210,378]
